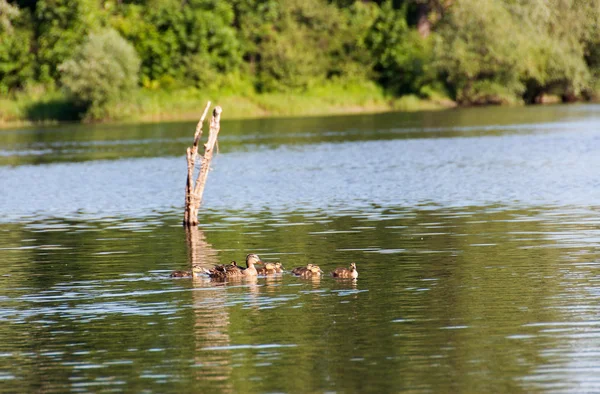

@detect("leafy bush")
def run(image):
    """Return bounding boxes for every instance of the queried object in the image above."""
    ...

[59,29,140,120]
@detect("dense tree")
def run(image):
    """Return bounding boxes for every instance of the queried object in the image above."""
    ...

[366,1,436,96]
[516,0,600,102]
[435,0,600,104]
[1,0,600,117]
[433,0,527,104]
[111,0,242,89]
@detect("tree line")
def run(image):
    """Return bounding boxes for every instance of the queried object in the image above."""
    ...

[1,0,600,120]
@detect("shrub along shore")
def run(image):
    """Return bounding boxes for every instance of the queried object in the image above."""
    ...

[0,81,454,128]
[1,0,599,126]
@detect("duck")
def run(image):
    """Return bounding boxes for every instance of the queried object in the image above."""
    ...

[201,254,262,279]
[331,263,358,279]
[291,264,323,278]
[170,261,237,278]
[257,262,284,275]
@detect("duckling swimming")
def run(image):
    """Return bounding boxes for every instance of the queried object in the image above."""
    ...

[291,264,323,278]
[291,263,312,275]
[257,262,284,275]
[170,270,193,278]
[169,264,205,278]
[331,262,358,279]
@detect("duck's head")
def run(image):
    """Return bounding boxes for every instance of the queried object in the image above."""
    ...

[310,265,324,274]
[191,265,204,273]
[246,254,263,267]
[350,263,357,270]
[275,262,284,270]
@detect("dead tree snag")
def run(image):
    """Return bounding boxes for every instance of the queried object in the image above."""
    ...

[183,102,222,226]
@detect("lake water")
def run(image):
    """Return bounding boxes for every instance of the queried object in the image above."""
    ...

[2,105,600,393]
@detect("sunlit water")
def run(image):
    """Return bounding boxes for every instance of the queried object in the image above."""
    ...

[2,105,600,393]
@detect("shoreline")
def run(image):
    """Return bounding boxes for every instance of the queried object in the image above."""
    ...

[3,92,594,130]
[0,83,456,129]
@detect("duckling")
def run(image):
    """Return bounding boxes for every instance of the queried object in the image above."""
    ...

[291,264,313,275]
[291,264,323,278]
[170,270,193,278]
[170,263,215,278]
[331,263,358,279]
[299,264,324,278]
[203,254,262,279]
[257,262,284,275]
[213,261,239,273]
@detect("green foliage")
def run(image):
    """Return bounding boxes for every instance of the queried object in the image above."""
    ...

[0,1,34,93]
[59,29,140,120]
[328,2,379,82]
[34,0,101,84]
[4,0,600,124]
[112,0,242,90]
[434,0,600,104]
[517,0,599,101]
[366,1,436,96]
[252,0,343,92]
[0,0,20,31]
[433,0,527,104]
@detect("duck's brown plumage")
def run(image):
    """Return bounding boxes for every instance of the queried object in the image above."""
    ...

[291,264,323,278]
[212,261,239,274]
[331,263,358,279]
[205,254,262,279]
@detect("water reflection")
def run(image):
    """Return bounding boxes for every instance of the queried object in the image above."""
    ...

[2,104,600,166]
[181,226,232,392]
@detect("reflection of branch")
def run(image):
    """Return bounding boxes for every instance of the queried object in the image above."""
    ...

[185,226,233,392]
[185,226,219,271]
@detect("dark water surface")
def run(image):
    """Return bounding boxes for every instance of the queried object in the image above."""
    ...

[2,105,600,393]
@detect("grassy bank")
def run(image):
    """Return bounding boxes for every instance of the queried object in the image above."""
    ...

[0,81,454,128]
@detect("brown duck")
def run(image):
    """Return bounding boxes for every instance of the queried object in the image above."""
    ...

[202,254,262,279]
[331,263,358,279]
[291,264,324,278]
[257,262,284,275]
